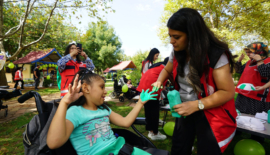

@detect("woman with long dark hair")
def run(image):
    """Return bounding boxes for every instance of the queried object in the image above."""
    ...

[57,42,95,97]
[141,48,160,75]
[152,8,236,154]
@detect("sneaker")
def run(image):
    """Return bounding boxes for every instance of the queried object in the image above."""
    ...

[159,119,166,126]
[148,131,167,140]
[148,131,153,138]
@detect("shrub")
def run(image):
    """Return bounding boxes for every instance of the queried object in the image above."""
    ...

[107,73,111,79]
[232,73,241,81]
[43,79,53,87]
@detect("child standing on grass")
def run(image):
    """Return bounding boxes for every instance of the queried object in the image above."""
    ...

[47,69,157,155]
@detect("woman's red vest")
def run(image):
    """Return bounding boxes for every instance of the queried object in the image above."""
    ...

[235,58,270,102]
[172,49,237,153]
[14,70,23,81]
[60,60,86,97]
[137,65,167,99]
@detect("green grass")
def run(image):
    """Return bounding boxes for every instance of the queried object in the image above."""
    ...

[23,88,60,96]
[234,93,238,101]
[1,95,270,154]
[106,79,113,82]
[105,81,114,87]
[0,112,37,154]
[106,90,113,96]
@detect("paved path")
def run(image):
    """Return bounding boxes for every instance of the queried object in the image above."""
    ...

[0,86,135,123]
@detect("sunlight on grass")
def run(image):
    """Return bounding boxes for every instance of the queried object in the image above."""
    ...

[0,138,13,142]
[116,107,132,110]
[105,83,113,87]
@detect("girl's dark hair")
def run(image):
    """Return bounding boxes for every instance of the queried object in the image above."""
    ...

[64,43,81,62]
[68,69,109,111]
[167,8,234,93]
[141,48,160,73]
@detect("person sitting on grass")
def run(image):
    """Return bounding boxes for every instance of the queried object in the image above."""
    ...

[47,69,157,155]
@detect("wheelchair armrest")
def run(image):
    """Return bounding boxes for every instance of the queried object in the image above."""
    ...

[133,117,147,125]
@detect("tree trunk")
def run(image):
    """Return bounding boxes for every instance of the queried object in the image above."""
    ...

[0,68,7,86]
[0,0,7,86]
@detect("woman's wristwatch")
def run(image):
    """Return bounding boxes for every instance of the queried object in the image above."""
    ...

[198,100,204,110]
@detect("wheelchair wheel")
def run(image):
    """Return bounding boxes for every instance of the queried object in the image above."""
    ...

[119,96,124,102]
[110,92,117,99]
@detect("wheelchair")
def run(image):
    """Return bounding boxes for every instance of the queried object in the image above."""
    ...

[19,91,169,155]
[0,86,22,117]
[110,77,137,102]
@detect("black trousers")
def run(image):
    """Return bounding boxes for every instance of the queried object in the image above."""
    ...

[171,111,222,155]
[14,80,24,89]
[35,78,40,89]
[144,100,159,134]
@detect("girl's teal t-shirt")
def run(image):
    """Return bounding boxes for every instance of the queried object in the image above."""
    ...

[66,105,116,155]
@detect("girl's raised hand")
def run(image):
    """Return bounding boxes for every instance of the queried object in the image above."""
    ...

[139,89,158,104]
[61,74,83,105]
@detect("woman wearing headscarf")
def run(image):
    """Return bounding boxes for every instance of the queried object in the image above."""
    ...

[141,48,160,75]
[235,42,270,115]
[57,42,95,97]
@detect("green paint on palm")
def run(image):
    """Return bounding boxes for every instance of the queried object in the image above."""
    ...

[140,89,158,102]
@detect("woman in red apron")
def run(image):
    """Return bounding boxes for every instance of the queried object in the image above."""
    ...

[152,8,236,155]
[235,42,270,115]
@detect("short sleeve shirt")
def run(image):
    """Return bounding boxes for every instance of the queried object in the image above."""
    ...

[142,61,152,74]
[66,106,116,155]
[34,67,40,78]
[168,50,229,102]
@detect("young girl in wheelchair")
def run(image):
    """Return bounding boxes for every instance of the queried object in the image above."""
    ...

[47,69,157,155]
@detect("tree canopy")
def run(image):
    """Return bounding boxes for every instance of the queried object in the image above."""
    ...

[0,0,114,86]
[158,0,270,49]
[81,22,124,72]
